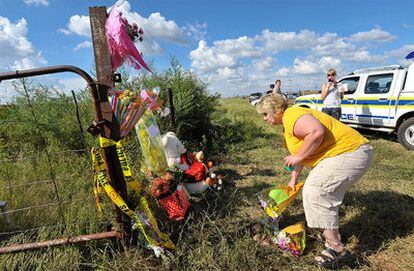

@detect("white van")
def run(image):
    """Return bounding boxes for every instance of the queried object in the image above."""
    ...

[294,64,414,150]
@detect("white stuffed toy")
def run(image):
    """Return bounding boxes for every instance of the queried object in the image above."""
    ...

[161,132,190,170]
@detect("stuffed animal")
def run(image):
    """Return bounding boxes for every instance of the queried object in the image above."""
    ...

[151,172,174,198]
[160,132,224,194]
[150,172,190,221]
[184,157,224,193]
[161,132,191,170]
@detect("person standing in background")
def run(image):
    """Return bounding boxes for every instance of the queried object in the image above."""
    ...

[321,68,345,120]
[267,84,275,94]
[274,80,282,95]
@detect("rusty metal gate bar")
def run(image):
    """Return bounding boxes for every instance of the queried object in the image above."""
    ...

[0,231,120,254]
[0,64,124,253]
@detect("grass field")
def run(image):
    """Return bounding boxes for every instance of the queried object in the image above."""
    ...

[1,98,413,270]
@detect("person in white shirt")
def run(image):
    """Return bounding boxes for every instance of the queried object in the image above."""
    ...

[273,80,282,95]
[321,68,345,120]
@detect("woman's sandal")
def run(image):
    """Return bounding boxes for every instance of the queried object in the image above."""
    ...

[314,247,351,269]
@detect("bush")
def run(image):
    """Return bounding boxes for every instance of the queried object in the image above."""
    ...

[116,59,220,150]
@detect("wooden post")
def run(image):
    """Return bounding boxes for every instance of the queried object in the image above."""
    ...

[167,88,175,126]
[89,6,131,250]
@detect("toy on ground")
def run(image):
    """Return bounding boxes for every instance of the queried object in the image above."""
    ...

[160,132,224,194]
[151,172,190,221]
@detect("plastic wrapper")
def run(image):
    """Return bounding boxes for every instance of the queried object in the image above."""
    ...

[110,89,149,138]
[136,110,168,176]
[258,182,304,219]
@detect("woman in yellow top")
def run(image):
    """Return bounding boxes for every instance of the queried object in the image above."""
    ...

[257,95,373,268]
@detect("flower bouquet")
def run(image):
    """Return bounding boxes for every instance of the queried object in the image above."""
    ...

[109,89,149,138]
[272,222,306,257]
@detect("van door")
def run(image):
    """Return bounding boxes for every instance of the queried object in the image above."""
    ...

[339,76,360,124]
[355,72,394,126]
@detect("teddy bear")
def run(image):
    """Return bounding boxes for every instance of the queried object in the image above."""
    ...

[161,132,191,170]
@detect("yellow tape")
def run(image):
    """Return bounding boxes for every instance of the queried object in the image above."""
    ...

[115,141,142,192]
[98,136,117,148]
[93,174,104,216]
[91,145,175,250]
[115,142,175,250]
[92,148,156,246]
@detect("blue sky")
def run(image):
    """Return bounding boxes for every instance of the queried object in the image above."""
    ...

[1,0,414,101]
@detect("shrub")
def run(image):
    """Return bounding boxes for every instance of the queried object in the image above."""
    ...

[116,59,220,150]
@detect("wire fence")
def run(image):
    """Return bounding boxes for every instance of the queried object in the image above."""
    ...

[0,79,112,247]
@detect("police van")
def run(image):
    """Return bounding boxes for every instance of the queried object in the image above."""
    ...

[294,64,414,150]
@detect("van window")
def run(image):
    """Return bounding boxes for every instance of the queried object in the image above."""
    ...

[339,77,359,94]
[364,73,393,94]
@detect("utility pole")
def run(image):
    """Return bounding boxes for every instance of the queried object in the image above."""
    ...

[89,6,131,250]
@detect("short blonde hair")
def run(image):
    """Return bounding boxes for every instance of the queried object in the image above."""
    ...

[327,68,336,76]
[256,94,289,116]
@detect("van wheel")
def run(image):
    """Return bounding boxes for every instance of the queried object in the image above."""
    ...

[397,117,414,150]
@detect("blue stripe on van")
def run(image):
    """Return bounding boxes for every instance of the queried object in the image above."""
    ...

[356,114,394,119]
[295,99,414,105]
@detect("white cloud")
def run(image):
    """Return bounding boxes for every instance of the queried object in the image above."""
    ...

[385,44,414,59]
[291,58,320,74]
[261,29,318,53]
[9,52,46,70]
[189,36,263,74]
[0,16,46,70]
[347,50,387,63]
[217,67,239,79]
[350,28,395,43]
[190,40,238,72]
[74,41,92,50]
[58,28,71,35]
[252,56,275,71]
[319,56,341,68]
[57,77,88,92]
[59,1,189,55]
[183,22,208,41]
[115,0,189,45]
[190,24,414,96]
[23,0,49,7]
[59,15,91,37]
[275,67,290,77]
[213,36,262,58]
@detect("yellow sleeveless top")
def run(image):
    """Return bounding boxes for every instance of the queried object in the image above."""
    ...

[282,107,369,167]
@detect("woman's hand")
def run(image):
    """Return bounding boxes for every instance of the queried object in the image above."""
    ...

[287,164,303,189]
[288,178,297,188]
[284,155,302,167]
